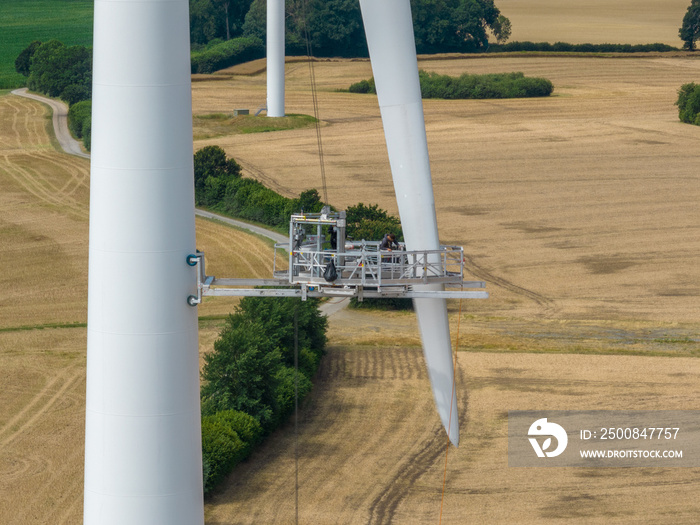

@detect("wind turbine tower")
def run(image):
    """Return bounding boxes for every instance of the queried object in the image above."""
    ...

[267,0,285,117]
[84,0,204,523]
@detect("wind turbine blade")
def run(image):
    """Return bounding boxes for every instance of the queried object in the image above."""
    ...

[359,0,460,446]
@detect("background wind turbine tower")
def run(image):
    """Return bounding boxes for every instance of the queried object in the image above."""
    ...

[267,0,285,116]
[84,0,204,523]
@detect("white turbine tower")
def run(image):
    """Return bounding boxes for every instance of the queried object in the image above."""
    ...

[267,0,285,117]
[84,0,204,523]
[359,0,460,446]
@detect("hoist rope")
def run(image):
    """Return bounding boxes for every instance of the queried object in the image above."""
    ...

[294,305,300,525]
[302,0,329,204]
[439,290,465,524]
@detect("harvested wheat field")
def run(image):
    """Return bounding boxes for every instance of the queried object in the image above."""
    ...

[2,21,700,525]
[496,0,690,47]
[195,54,700,324]
[206,347,700,524]
[0,94,278,524]
[196,54,700,522]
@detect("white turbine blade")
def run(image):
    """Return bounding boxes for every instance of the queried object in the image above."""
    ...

[359,0,459,446]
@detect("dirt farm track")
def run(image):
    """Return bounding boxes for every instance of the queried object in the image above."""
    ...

[2,49,700,525]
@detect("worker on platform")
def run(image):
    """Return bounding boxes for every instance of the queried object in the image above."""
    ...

[379,232,400,251]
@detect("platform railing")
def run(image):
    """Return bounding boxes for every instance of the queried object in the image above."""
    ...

[274,243,465,288]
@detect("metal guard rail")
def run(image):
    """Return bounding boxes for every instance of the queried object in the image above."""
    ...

[275,243,465,287]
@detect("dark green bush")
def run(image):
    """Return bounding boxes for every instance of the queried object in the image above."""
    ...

[234,296,327,373]
[82,118,91,151]
[201,414,246,494]
[15,40,42,77]
[210,410,263,455]
[193,145,242,206]
[191,36,264,74]
[348,78,375,94]
[68,100,91,138]
[201,313,283,428]
[676,83,700,125]
[60,83,90,106]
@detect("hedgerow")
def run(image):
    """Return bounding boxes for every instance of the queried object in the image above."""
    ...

[487,41,678,53]
[200,296,327,495]
[194,146,325,228]
[191,36,264,74]
[349,70,553,99]
[67,100,91,139]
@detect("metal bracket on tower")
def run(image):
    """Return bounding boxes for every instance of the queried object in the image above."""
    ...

[186,251,213,306]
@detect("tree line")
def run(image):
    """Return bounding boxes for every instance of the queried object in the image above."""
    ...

[194,145,403,242]
[190,0,511,57]
[200,295,327,494]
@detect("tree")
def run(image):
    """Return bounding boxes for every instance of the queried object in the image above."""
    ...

[14,41,42,77]
[232,0,508,56]
[492,14,512,45]
[190,0,220,45]
[200,313,282,428]
[411,0,503,53]
[345,203,403,241]
[295,188,324,213]
[303,0,366,57]
[190,0,254,44]
[242,0,266,41]
[680,0,700,50]
[234,296,327,373]
[217,0,254,40]
[27,40,92,101]
[193,145,242,205]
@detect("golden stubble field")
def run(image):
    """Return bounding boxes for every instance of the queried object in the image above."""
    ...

[0,94,274,524]
[196,54,700,324]
[496,0,691,46]
[1,51,699,525]
[194,54,700,523]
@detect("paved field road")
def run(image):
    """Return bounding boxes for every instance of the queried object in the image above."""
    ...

[12,88,89,159]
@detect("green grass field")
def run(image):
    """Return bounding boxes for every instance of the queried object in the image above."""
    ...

[0,0,93,89]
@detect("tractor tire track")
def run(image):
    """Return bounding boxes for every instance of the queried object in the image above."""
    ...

[1,154,88,219]
[0,366,82,448]
[463,254,556,316]
[366,355,469,524]
[56,494,83,525]
[196,227,261,278]
[0,370,67,443]
[236,157,297,198]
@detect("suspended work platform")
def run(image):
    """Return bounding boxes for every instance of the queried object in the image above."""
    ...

[187,210,488,305]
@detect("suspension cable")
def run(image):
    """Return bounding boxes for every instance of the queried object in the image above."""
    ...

[301,0,329,204]
[294,304,299,525]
